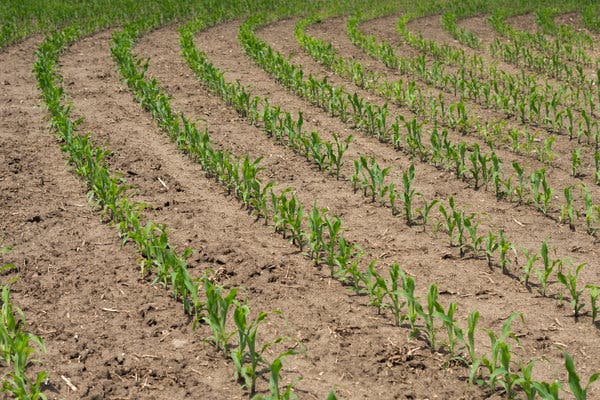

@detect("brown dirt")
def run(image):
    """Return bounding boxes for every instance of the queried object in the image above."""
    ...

[1,11,600,400]
[506,13,538,35]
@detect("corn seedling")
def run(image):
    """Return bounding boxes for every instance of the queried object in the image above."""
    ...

[325,134,352,179]
[252,353,299,400]
[232,304,266,396]
[437,302,459,353]
[470,313,521,390]
[358,156,391,203]
[463,310,480,365]
[271,190,305,250]
[388,182,399,216]
[498,231,515,275]
[232,304,298,399]
[587,285,600,325]
[519,247,539,290]
[557,262,587,320]
[594,151,600,185]
[0,286,47,400]
[323,214,342,273]
[565,352,600,400]
[512,161,527,204]
[515,359,538,400]
[203,279,238,353]
[399,269,423,338]
[450,201,477,258]
[421,284,444,350]
[532,380,562,400]
[560,185,577,231]
[416,196,438,229]
[582,186,600,235]
[536,240,561,297]
[378,263,406,327]
[538,136,555,165]
[340,252,365,295]
[333,237,361,283]
[530,169,553,215]
[438,197,457,247]
[307,204,326,265]
[401,163,418,225]
[362,261,386,312]
[571,148,583,178]
[465,216,483,258]
[468,145,482,189]
[484,231,499,268]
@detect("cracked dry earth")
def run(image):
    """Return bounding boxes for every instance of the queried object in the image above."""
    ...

[1,10,599,400]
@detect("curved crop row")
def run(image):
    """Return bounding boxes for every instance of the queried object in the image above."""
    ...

[186,12,599,398]
[31,6,324,398]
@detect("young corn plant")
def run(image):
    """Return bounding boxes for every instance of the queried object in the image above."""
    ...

[465,216,483,259]
[388,182,399,216]
[515,359,539,400]
[323,214,342,273]
[231,304,296,399]
[359,156,391,204]
[203,279,238,353]
[536,240,561,297]
[325,134,352,179]
[0,286,47,400]
[416,196,438,229]
[437,301,459,354]
[272,190,305,251]
[456,310,480,366]
[587,285,600,325]
[421,284,444,350]
[594,151,600,185]
[469,145,482,190]
[560,185,577,231]
[582,186,600,235]
[498,231,515,275]
[512,161,527,204]
[451,203,477,258]
[253,353,299,400]
[493,341,522,398]
[333,237,362,285]
[484,231,499,268]
[378,263,406,327]
[564,352,600,400]
[401,164,418,225]
[530,169,553,215]
[232,304,280,397]
[519,247,539,290]
[470,313,522,391]
[532,380,562,400]
[361,261,386,313]
[557,262,587,320]
[399,269,423,338]
[571,148,583,178]
[438,197,457,247]
[307,203,326,266]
